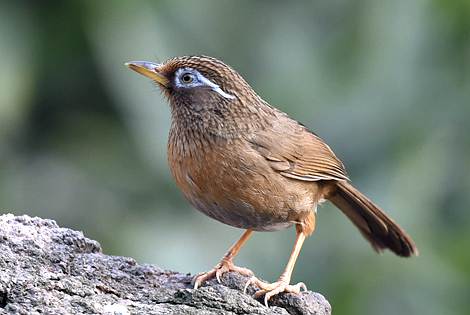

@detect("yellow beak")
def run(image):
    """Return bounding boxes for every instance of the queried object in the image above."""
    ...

[125,61,170,87]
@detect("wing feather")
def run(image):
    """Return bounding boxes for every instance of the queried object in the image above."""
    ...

[249,114,348,182]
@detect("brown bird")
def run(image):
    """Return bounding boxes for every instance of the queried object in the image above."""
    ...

[125,56,418,306]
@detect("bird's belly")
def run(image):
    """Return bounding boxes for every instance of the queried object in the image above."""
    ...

[186,193,296,231]
[169,139,316,231]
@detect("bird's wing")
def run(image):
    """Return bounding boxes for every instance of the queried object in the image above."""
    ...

[249,114,349,182]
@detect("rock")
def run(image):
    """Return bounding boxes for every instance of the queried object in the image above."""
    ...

[0,214,331,315]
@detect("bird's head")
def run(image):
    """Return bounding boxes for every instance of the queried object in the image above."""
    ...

[125,55,273,136]
[126,56,252,110]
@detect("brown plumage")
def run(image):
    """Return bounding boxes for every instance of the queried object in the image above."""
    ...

[126,55,418,305]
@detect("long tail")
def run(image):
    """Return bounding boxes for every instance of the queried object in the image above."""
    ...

[328,181,418,257]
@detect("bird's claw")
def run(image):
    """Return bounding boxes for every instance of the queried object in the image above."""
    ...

[193,259,254,289]
[244,276,307,307]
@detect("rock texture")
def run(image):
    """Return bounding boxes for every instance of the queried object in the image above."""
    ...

[0,214,331,315]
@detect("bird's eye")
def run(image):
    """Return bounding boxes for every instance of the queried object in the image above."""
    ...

[180,73,194,84]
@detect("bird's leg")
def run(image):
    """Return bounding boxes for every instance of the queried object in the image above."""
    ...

[193,229,254,289]
[244,225,308,307]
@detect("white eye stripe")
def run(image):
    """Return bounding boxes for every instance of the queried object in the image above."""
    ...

[197,75,236,99]
[174,67,235,100]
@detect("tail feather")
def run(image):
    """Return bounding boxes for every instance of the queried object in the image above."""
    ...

[328,181,418,257]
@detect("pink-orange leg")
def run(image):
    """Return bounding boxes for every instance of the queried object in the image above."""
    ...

[244,227,307,307]
[193,229,254,289]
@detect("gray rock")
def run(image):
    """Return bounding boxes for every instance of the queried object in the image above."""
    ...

[0,214,331,315]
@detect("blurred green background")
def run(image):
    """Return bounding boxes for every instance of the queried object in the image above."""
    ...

[1,0,469,314]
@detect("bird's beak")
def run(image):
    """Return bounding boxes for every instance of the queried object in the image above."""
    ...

[125,61,170,87]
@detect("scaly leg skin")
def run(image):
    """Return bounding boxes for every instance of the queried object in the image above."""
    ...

[193,229,254,289]
[244,227,308,307]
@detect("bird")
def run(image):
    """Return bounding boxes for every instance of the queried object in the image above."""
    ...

[125,55,418,306]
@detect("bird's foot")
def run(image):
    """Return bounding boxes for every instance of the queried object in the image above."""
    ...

[193,258,254,289]
[244,276,307,307]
